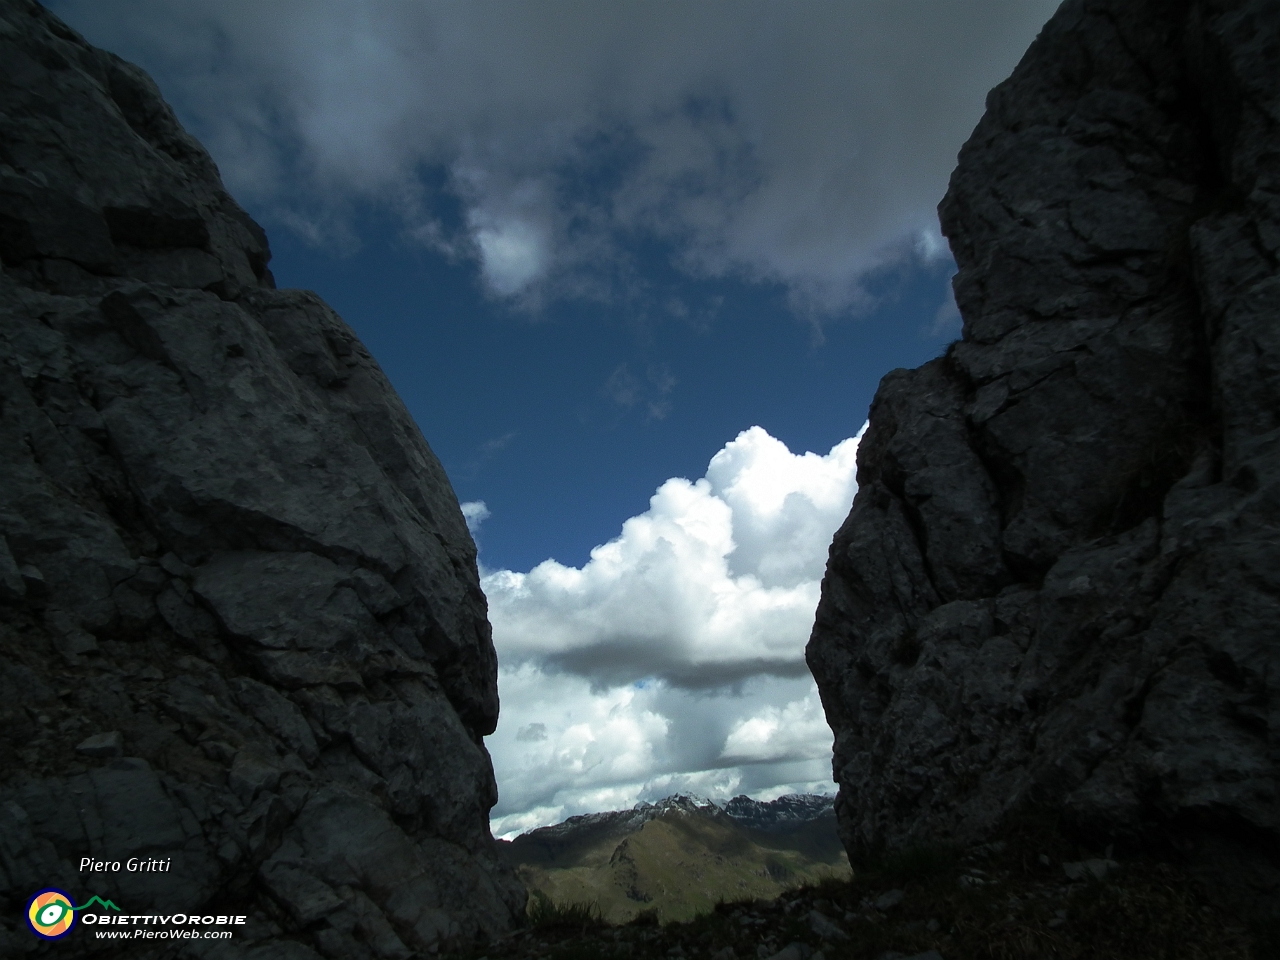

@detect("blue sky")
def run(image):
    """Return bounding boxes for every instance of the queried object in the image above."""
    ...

[49,0,1059,835]
[266,216,957,571]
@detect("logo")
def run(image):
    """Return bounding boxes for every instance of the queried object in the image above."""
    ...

[26,890,122,940]
[26,889,77,940]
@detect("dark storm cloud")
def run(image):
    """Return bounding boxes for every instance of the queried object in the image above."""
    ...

[50,0,1058,314]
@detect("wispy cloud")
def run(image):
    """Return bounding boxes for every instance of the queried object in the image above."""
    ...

[603,364,642,409]
[603,363,677,420]
[453,431,517,479]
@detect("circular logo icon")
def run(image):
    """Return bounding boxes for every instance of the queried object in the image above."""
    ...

[27,889,77,940]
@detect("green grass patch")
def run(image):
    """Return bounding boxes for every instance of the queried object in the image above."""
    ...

[527,889,605,933]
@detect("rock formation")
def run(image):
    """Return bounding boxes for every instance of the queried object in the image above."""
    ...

[807,0,1279,919]
[0,0,524,954]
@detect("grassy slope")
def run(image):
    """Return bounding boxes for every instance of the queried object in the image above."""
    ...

[453,832,1265,960]
[513,810,851,923]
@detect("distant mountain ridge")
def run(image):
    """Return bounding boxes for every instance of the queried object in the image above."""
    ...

[500,794,846,923]
[507,793,834,848]
[722,793,836,832]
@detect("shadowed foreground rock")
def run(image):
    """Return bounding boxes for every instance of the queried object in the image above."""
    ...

[0,0,524,955]
[808,0,1279,923]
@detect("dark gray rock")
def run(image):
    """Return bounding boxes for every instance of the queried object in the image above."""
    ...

[806,909,847,941]
[0,0,524,955]
[808,0,1279,924]
[74,731,123,759]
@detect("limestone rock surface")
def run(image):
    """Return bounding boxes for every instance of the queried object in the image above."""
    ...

[0,0,525,955]
[807,0,1280,919]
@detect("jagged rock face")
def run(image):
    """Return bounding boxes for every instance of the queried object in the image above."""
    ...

[0,1,525,955]
[807,0,1279,917]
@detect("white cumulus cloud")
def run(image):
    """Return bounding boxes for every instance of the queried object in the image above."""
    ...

[488,667,837,839]
[483,425,861,687]
[720,696,833,765]
[482,425,863,834]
